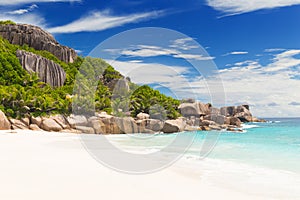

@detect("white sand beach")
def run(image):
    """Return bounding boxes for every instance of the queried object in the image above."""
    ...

[0,130,298,200]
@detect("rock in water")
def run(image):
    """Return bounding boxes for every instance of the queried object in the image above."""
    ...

[16,50,66,87]
[0,24,77,63]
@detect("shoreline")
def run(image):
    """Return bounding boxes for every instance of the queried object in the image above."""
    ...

[0,130,299,200]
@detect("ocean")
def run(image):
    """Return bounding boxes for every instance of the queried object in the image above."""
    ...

[106,118,300,199]
[108,118,300,173]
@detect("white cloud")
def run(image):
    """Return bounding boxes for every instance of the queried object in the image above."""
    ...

[223,51,248,56]
[47,10,164,34]
[113,44,214,61]
[6,4,38,15]
[0,12,45,27]
[206,0,300,16]
[108,49,300,117]
[264,49,300,72]
[0,0,80,6]
[215,49,300,117]
[106,59,208,100]
[264,48,286,53]
[169,38,198,50]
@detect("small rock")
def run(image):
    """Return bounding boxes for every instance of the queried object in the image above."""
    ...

[29,124,42,131]
[137,112,150,120]
[75,126,95,134]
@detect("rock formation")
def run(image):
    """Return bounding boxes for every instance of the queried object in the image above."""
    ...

[0,24,77,63]
[0,110,11,130]
[220,105,253,122]
[16,50,66,87]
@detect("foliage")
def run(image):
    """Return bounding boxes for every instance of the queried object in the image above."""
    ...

[130,85,181,119]
[0,20,16,25]
[0,34,181,120]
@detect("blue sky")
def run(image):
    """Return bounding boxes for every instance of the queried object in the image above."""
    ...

[1,0,300,117]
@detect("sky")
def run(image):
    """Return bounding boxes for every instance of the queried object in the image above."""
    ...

[1,0,300,117]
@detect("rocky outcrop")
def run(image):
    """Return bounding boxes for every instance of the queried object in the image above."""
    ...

[0,110,10,130]
[179,102,210,117]
[0,24,77,63]
[162,118,186,133]
[16,50,66,87]
[220,105,253,122]
[136,112,150,120]
[41,118,63,132]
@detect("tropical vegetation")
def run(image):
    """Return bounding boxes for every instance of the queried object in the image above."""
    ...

[0,21,181,119]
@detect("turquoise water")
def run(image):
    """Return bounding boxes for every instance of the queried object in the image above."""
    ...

[200,118,300,173]
[110,118,300,174]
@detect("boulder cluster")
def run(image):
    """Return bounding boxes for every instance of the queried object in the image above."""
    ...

[179,101,265,132]
[0,101,265,134]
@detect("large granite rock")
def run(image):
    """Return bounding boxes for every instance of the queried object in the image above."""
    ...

[0,110,10,130]
[16,50,66,87]
[179,102,210,117]
[9,119,28,130]
[220,105,253,122]
[137,119,164,133]
[162,118,186,133]
[204,114,226,125]
[234,105,252,122]
[40,118,63,131]
[220,106,236,116]
[116,117,139,134]
[0,24,77,63]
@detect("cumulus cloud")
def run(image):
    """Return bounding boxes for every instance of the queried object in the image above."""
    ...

[206,0,300,16]
[47,10,164,34]
[215,49,300,117]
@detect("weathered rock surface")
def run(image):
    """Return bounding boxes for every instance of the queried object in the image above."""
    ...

[179,102,210,117]
[204,114,226,125]
[67,115,88,128]
[41,118,63,132]
[16,50,66,87]
[0,24,77,63]
[220,105,253,122]
[116,117,139,134]
[137,112,150,120]
[144,119,164,132]
[10,119,28,130]
[228,117,242,127]
[75,126,95,134]
[162,118,186,133]
[29,124,42,131]
[0,110,11,130]
[31,116,43,127]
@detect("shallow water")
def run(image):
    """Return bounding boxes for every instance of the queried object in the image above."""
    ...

[106,118,300,198]
[108,118,300,174]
